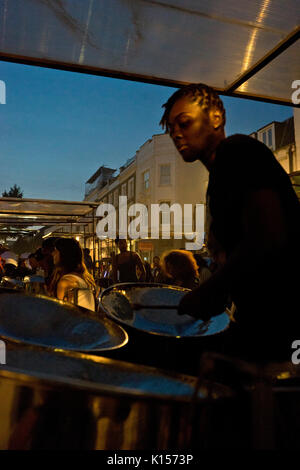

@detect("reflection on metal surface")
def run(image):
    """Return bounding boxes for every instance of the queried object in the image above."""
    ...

[100,283,230,337]
[0,342,233,449]
[0,290,128,352]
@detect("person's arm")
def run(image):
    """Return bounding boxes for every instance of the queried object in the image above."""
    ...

[178,188,288,318]
[135,253,146,281]
[56,277,77,301]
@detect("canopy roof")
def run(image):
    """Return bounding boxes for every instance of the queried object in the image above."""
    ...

[0,198,98,230]
[0,0,299,106]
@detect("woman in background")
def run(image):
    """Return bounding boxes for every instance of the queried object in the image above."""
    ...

[48,238,96,311]
[161,250,199,290]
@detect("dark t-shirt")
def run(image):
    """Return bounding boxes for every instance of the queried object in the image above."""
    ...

[207,134,300,361]
[117,252,138,282]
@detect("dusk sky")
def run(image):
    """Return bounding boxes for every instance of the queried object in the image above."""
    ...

[0,60,294,201]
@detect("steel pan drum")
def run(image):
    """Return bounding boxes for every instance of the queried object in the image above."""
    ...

[23,275,46,295]
[0,342,234,449]
[100,283,230,338]
[0,277,24,290]
[99,284,231,375]
[0,289,128,352]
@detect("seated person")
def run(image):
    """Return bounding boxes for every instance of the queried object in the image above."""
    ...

[161,250,199,290]
[41,237,58,287]
[48,238,96,311]
[151,255,167,283]
[16,254,32,278]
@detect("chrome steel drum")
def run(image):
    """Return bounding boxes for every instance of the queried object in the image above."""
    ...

[0,277,24,290]
[0,342,234,449]
[99,284,231,375]
[100,283,230,338]
[23,275,46,295]
[0,289,128,352]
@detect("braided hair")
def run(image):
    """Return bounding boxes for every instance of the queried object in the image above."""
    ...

[160,83,226,131]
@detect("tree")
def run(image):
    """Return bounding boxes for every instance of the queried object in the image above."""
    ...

[2,184,23,198]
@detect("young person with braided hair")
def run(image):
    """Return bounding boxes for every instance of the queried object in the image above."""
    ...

[161,83,300,362]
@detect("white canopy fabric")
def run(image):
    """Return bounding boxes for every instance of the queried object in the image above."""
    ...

[0,0,299,106]
[0,197,98,230]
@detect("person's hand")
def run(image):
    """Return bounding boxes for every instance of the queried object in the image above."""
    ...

[177,282,228,320]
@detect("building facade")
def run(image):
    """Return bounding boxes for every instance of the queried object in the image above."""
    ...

[250,116,297,173]
[84,133,208,263]
[250,114,300,201]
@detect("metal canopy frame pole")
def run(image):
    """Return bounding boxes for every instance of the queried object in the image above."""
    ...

[0,38,299,107]
[225,26,300,93]
[92,208,96,278]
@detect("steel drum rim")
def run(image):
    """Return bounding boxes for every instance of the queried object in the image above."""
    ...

[0,365,201,404]
[0,327,129,352]
[100,282,191,338]
[0,343,232,403]
[100,282,230,338]
[0,290,129,352]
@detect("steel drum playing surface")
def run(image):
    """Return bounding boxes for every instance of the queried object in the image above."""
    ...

[0,292,128,352]
[100,283,230,337]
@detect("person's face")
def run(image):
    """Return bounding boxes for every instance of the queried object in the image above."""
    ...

[167,96,219,163]
[29,257,38,269]
[153,257,160,267]
[52,247,60,265]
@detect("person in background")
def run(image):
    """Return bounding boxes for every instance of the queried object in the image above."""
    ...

[161,250,199,290]
[83,248,94,274]
[41,237,58,287]
[48,238,96,311]
[112,238,146,283]
[143,261,153,282]
[1,250,18,277]
[0,247,5,277]
[28,252,39,274]
[16,253,32,278]
[151,255,166,283]
[193,253,212,285]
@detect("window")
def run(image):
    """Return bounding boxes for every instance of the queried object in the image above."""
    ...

[268,128,273,148]
[143,170,150,190]
[121,183,127,196]
[160,164,171,185]
[128,177,135,199]
[258,127,273,150]
[159,201,171,226]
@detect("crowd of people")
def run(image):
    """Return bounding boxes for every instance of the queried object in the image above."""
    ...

[105,237,213,289]
[0,237,214,311]
[0,238,97,311]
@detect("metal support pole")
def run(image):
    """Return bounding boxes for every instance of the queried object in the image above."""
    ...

[92,208,96,278]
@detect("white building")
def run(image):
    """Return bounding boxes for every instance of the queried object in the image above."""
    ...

[250,115,300,202]
[250,116,297,173]
[85,133,208,262]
